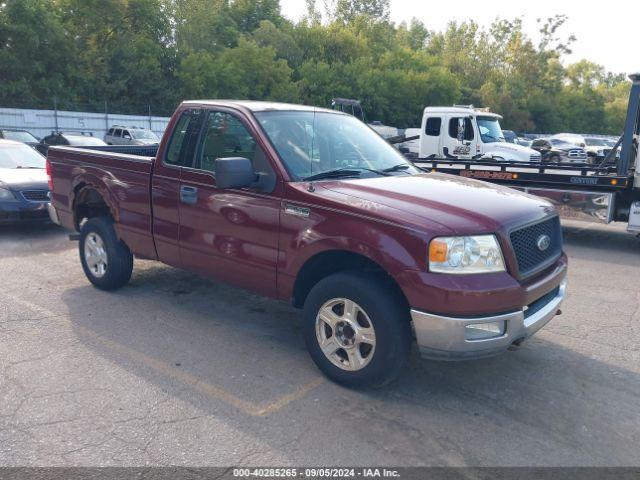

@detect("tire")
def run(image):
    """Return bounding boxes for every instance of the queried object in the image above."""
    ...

[549,154,561,163]
[303,272,412,388]
[79,216,133,291]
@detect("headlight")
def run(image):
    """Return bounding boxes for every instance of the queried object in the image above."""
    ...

[429,235,505,274]
[0,187,15,201]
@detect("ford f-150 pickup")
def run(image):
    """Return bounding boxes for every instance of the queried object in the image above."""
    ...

[47,101,568,387]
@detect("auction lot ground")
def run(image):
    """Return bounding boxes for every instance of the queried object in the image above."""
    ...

[1,220,639,466]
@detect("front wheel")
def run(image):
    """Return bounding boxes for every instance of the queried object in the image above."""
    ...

[303,272,412,388]
[79,217,133,291]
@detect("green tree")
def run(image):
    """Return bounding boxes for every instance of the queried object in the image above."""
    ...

[179,38,297,101]
[335,0,390,23]
[0,1,630,134]
[230,0,283,33]
[0,0,75,107]
[56,0,175,113]
[172,0,239,54]
[251,20,303,68]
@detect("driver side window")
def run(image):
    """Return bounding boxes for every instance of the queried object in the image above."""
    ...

[195,110,276,191]
[448,117,474,141]
[197,111,257,173]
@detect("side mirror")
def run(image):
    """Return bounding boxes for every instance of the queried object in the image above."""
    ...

[215,157,255,189]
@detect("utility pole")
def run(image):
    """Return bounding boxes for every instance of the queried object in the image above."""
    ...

[53,98,59,132]
[105,100,109,134]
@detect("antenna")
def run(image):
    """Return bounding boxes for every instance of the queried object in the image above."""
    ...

[308,108,316,192]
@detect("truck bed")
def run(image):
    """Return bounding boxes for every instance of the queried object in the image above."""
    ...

[47,146,157,259]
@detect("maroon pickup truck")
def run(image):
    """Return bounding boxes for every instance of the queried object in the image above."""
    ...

[47,101,567,387]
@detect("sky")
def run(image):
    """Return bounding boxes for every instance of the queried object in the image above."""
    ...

[280,0,639,75]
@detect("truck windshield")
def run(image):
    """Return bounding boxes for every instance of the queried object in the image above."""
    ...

[477,116,505,143]
[132,130,158,140]
[254,110,417,181]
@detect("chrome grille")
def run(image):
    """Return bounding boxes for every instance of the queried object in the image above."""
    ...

[509,216,562,277]
[530,153,542,161]
[21,190,50,202]
[567,149,587,159]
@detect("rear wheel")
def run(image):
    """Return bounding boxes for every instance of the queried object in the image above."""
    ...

[303,272,412,388]
[79,217,133,291]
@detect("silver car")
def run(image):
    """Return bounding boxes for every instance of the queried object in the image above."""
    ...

[104,126,159,146]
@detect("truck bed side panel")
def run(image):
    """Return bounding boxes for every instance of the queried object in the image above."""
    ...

[48,147,158,260]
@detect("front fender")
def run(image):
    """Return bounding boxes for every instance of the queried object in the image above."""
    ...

[278,207,428,300]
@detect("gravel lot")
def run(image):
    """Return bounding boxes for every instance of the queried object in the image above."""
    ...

[1,220,639,466]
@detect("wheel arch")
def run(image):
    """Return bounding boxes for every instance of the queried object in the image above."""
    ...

[72,182,117,231]
[291,249,410,311]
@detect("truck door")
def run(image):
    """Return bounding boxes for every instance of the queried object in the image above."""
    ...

[151,108,203,268]
[418,116,442,158]
[442,116,474,159]
[177,108,281,298]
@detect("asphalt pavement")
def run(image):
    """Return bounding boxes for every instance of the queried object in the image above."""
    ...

[0,220,639,466]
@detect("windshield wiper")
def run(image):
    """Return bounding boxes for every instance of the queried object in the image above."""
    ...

[382,163,412,173]
[303,167,389,182]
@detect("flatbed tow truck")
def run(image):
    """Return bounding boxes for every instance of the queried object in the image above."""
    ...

[407,74,640,232]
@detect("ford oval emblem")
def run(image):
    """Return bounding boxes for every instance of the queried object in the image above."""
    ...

[536,234,551,251]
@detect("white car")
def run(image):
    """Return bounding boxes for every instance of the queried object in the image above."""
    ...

[105,126,159,146]
[418,106,541,162]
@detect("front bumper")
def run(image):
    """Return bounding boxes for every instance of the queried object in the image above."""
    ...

[411,279,567,360]
[0,201,51,223]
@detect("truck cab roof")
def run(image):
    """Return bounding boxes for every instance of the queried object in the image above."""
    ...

[423,106,502,119]
[182,100,341,115]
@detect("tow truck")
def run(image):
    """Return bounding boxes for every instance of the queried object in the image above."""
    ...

[408,74,640,232]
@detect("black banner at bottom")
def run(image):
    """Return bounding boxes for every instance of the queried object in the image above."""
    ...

[0,468,638,480]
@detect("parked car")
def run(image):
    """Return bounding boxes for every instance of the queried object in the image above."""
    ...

[516,137,533,147]
[0,129,39,147]
[397,127,421,156]
[36,132,107,155]
[0,140,50,223]
[105,126,160,146]
[602,138,622,162]
[531,138,589,163]
[551,134,610,164]
[502,130,518,144]
[47,100,567,388]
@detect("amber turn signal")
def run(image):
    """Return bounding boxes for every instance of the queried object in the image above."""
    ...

[429,240,448,263]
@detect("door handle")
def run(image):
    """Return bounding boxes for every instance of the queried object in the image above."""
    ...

[180,185,198,205]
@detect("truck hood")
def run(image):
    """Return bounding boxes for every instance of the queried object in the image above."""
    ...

[319,173,555,235]
[486,142,537,159]
[0,167,48,191]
